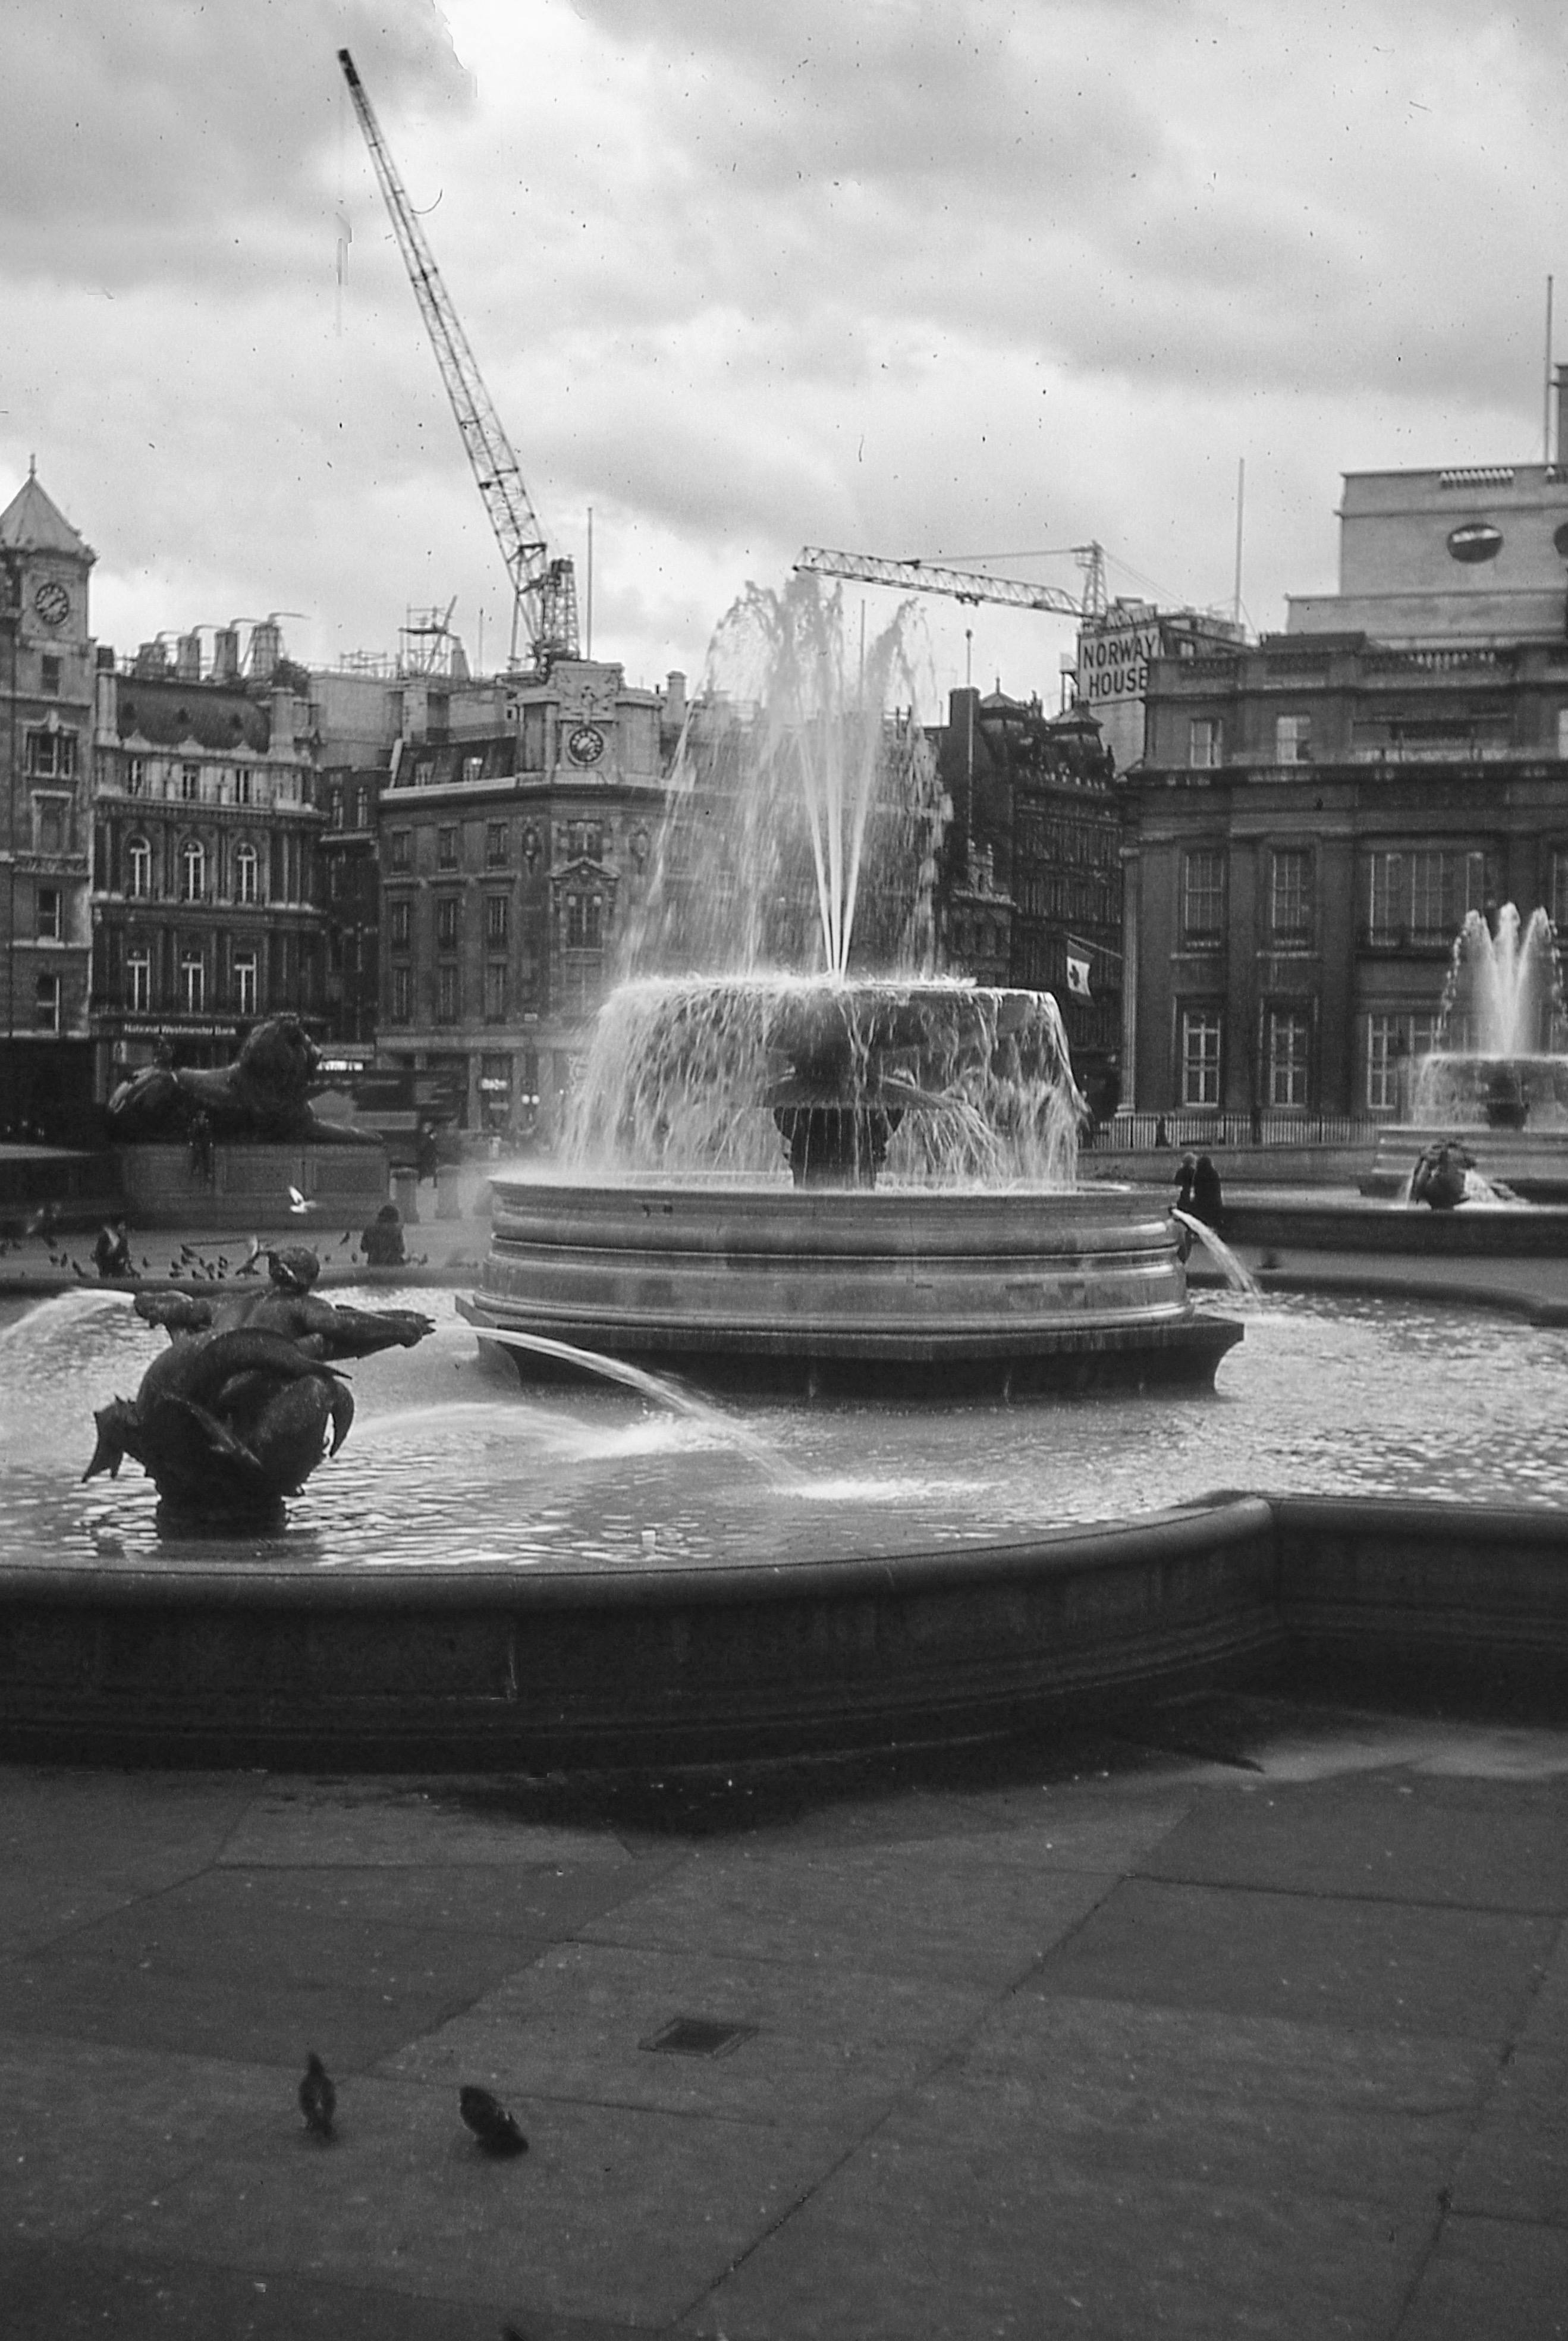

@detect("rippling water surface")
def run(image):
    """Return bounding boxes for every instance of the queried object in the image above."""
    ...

[2,1283,1564,1574]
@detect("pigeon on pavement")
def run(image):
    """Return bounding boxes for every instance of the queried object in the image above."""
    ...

[298,2052,337,2141]
[460,2085,527,2156]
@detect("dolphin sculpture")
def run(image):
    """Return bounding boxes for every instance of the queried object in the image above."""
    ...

[84,1327,353,1517]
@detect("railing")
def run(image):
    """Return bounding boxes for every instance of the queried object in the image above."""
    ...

[1092,1110,1380,1152]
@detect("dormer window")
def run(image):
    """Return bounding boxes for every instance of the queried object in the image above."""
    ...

[180,761,200,801]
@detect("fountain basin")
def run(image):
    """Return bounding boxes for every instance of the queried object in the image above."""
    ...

[5,1495,1567,1766]
[464,1179,1241,1397]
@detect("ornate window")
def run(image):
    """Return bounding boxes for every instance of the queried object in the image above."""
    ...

[234,953,257,1017]
[234,843,258,905]
[127,835,152,898]
[180,762,200,801]
[127,949,151,1013]
[1182,849,1226,940]
[180,839,205,902]
[180,952,205,1014]
[1267,1008,1311,1107]
[24,728,75,779]
[1180,1008,1221,1107]
[1270,849,1313,939]
[34,973,61,1033]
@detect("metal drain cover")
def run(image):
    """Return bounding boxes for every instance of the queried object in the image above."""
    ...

[640,2016,757,2058]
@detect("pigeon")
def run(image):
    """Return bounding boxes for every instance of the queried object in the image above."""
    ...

[459,2085,527,2157]
[298,2052,337,2141]
[287,1185,318,1216]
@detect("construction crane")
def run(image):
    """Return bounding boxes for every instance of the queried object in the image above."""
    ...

[338,48,579,673]
[794,542,1107,620]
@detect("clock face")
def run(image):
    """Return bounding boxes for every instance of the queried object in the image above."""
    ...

[566,723,606,767]
[33,579,70,629]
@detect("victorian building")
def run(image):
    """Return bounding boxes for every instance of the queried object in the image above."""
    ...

[1123,460,1568,1119]
[374,657,680,1138]
[0,468,98,1140]
[934,686,1124,1108]
[90,622,324,1096]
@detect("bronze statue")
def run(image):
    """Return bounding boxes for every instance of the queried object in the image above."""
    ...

[87,1246,436,1521]
[106,1015,378,1147]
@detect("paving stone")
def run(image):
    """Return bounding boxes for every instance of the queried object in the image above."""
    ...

[0,2236,642,2339]
[0,2031,278,2241]
[954,1991,1493,2208]
[219,1777,636,1871]
[103,2069,843,2328]
[1449,2050,1568,2226]
[1520,1921,1568,2051]
[1397,2214,1568,2340]
[689,2113,1430,2340]
[42,1861,644,1980]
[0,1769,255,1956]
[1137,1773,1568,1910]
[580,1837,1120,1988]
[0,1951,465,2071]
[384,1937,992,2130]
[1030,1876,1556,2039]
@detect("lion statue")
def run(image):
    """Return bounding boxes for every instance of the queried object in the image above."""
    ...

[106,1015,376,1147]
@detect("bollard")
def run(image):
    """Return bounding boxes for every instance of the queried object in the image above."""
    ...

[435,1163,462,1220]
[392,1167,420,1225]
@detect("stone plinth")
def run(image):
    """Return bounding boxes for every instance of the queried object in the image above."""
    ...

[114,1143,388,1231]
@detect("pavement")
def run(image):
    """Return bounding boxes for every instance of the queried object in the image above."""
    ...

[2,1696,1567,2339]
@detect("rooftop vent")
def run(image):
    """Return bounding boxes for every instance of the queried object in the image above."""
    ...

[1438,467,1515,488]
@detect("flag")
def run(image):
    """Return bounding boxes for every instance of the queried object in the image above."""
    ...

[1066,952,1092,1002]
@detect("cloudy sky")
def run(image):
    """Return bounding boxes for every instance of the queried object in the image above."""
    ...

[4,0,1564,713]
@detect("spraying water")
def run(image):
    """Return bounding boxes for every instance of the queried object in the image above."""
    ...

[1412,905,1568,1126]
[620,571,945,984]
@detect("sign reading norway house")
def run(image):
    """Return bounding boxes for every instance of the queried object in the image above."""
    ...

[1076,604,1247,772]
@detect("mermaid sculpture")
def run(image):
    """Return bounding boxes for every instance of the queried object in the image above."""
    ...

[85,1247,435,1522]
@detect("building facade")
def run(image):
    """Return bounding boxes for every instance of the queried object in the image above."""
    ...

[375,657,677,1138]
[0,470,97,1139]
[935,688,1124,1096]
[90,625,324,1094]
[1124,629,1568,1118]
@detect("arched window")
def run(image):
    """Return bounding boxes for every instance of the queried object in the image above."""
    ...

[234,843,258,905]
[127,835,152,898]
[180,839,205,902]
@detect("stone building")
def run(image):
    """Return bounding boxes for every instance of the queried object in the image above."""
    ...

[934,687,1123,1096]
[0,469,97,1140]
[375,657,678,1138]
[1122,460,1568,1118]
[90,623,323,1096]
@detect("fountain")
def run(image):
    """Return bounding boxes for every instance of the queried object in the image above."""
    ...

[1368,905,1568,1200]
[15,582,1567,1772]
[463,579,1240,1396]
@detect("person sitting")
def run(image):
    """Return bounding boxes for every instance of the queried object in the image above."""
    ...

[93,1220,133,1279]
[360,1202,407,1267]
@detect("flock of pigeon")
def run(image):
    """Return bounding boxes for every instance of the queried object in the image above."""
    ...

[1,1205,425,1285]
[300,2050,529,2156]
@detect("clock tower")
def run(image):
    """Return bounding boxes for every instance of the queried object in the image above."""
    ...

[0,462,97,1140]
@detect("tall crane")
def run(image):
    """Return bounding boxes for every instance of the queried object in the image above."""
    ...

[338,48,579,673]
[794,542,1107,620]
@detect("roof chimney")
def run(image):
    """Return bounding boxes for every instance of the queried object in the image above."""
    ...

[176,631,201,682]
[213,627,240,683]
